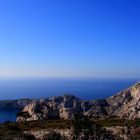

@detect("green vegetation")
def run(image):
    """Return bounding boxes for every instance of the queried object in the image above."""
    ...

[95,117,140,127]
[0,120,72,140]
[43,131,67,140]
[0,121,36,140]
[18,119,72,131]
[0,117,140,139]
[72,114,119,140]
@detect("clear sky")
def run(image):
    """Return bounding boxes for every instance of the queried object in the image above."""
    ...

[0,0,140,78]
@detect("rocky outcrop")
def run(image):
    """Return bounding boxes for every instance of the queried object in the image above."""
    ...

[16,95,94,122]
[107,82,140,118]
[16,94,109,122]
[16,81,140,122]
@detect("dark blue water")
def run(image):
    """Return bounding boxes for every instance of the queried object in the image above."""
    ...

[0,78,139,122]
[0,109,20,123]
[0,78,138,100]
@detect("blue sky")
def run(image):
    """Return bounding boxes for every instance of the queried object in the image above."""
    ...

[0,0,140,78]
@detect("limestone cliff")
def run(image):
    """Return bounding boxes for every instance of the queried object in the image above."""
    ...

[107,82,140,118]
[16,82,140,122]
[16,94,109,122]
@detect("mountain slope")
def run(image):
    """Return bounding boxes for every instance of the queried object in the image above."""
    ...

[107,82,140,118]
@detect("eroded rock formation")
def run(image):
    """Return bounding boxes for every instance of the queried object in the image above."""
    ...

[16,82,140,122]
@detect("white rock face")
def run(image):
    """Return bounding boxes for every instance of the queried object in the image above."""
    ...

[107,82,140,118]
[16,95,84,122]
[130,82,140,98]
[59,108,73,119]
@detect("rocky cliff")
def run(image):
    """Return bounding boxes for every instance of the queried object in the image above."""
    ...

[16,94,109,122]
[107,82,140,118]
[16,82,140,122]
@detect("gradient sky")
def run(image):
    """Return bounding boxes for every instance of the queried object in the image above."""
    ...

[0,0,140,78]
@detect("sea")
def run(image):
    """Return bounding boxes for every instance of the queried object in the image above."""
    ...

[0,77,139,123]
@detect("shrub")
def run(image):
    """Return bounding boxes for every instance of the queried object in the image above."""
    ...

[72,113,120,140]
[43,131,66,140]
[23,133,36,140]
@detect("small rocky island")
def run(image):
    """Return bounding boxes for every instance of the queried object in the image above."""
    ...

[16,82,140,122]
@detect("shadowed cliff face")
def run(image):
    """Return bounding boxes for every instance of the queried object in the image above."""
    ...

[5,81,140,122]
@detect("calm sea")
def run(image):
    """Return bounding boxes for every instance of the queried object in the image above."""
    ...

[0,78,139,122]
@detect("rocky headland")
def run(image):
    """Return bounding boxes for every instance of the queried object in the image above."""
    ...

[16,82,140,122]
